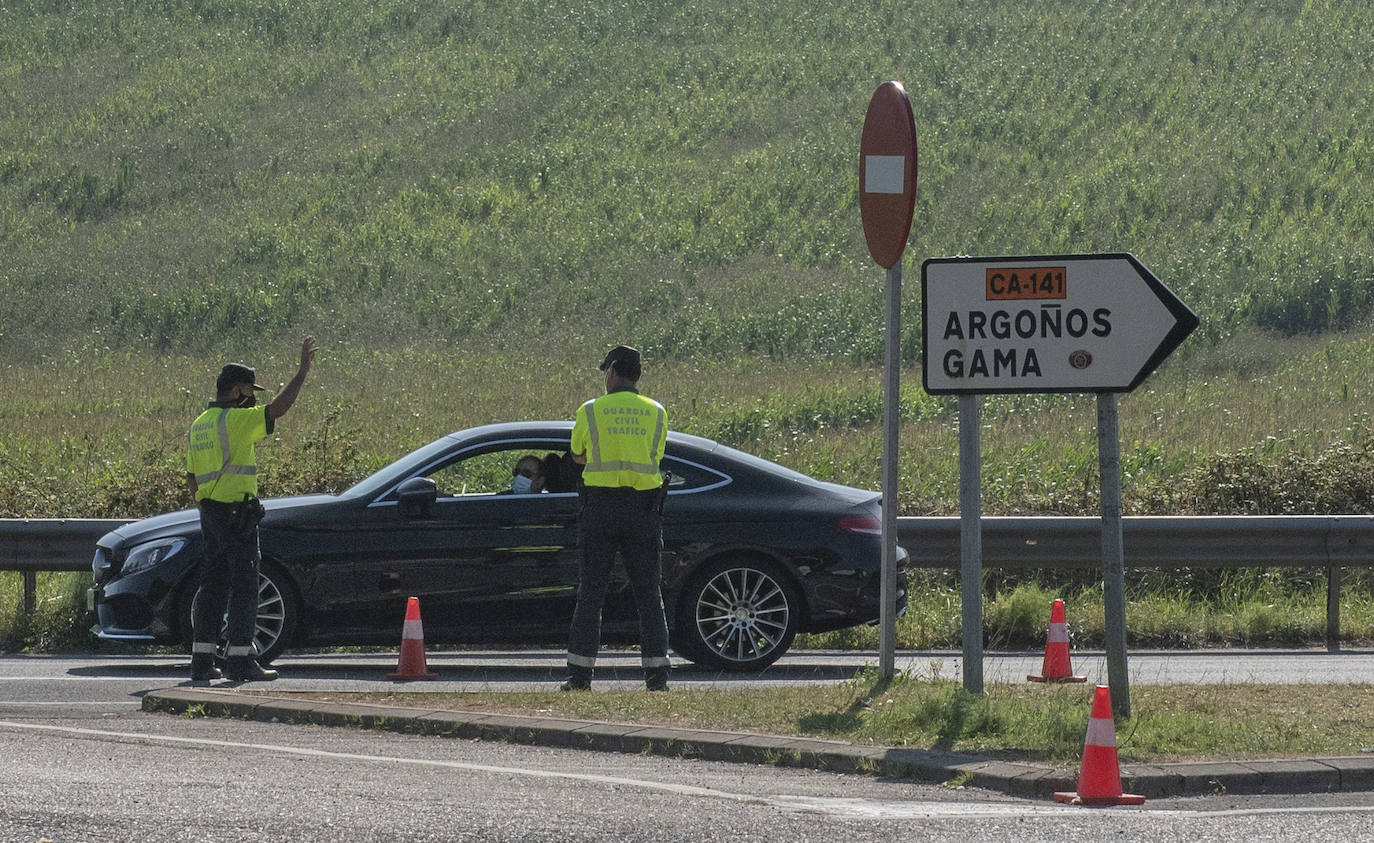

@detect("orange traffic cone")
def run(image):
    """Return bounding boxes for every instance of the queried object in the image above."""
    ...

[386,596,438,680]
[1028,598,1087,683]
[1053,685,1146,806]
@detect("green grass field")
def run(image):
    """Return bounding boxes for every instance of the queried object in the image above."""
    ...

[3,0,1372,358]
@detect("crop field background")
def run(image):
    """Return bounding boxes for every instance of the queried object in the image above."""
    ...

[1,0,1372,648]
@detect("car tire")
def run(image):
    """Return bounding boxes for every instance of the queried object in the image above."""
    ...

[674,557,800,672]
[176,560,299,665]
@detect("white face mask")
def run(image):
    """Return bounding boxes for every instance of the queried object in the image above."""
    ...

[511,474,533,495]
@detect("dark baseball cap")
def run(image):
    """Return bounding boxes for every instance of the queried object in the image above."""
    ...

[598,345,641,374]
[216,363,265,393]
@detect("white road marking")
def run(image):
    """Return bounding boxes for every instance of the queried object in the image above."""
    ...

[0,675,181,681]
[0,700,142,706]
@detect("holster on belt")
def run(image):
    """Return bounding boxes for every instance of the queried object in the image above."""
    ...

[654,472,672,516]
[239,494,266,529]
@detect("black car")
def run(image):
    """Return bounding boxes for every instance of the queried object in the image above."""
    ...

[90,422,906,671]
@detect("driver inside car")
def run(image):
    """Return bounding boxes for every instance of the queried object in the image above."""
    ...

[509,455,546,494]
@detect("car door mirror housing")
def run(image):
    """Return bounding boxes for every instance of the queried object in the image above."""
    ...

[397,476,437,518]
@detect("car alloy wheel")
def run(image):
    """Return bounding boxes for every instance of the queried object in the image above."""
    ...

[181,562,298,665]
[681,559,799,671]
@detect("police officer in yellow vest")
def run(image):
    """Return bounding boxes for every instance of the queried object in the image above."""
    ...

[185,337,316,682]
[562,345,672,691]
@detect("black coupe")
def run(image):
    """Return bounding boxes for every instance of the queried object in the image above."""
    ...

[91,422,906,671]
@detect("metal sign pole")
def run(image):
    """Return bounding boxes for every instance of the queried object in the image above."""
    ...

[859,80,916,682]
[1097,392,1130,717]
[959,393,983,693]
[879,263,901,680]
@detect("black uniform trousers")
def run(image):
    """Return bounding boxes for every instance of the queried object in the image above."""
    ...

[193,499,261,654]
[566,486,670,677]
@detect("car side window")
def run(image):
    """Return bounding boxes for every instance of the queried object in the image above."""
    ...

[415,445,722,497]
[661,456,729,491]
[422,445,576,497]
[426,451,518,497]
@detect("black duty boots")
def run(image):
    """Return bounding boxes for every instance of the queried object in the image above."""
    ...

[225,658,278,682]
[559,665,593,691]
[645,668,670,692]
[190,653,221,683]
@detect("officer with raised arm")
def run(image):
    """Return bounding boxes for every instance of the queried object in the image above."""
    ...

[185,336,316,682]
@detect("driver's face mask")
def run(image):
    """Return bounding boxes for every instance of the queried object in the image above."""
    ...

[511,474,533,495]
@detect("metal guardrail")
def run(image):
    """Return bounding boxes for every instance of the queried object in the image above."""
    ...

[4,515,1373,640]
[897,515,1374,648]
[0,520,131,615]
[897,515,1374,569]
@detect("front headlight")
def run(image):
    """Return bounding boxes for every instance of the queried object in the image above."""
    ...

[120,537,188,577]
[92,547,112,582]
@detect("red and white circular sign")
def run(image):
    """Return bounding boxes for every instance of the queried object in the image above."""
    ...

[859,81,918,269]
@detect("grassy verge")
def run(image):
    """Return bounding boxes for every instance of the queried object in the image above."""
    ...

[800,570,1374,651]
[9,570,1374,655]
[277,671,1374,764]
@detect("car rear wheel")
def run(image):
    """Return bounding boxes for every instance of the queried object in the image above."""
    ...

[177,561,299,665]
[675,557,800,672]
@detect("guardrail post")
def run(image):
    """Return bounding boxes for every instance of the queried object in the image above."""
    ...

[23,571,37,617]
[1327,564,1341,652]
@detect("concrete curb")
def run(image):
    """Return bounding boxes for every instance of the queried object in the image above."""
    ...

[142,687,1374,799]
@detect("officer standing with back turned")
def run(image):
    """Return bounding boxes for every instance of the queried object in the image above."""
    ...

[562,345,672,692]
[185,336,316,682]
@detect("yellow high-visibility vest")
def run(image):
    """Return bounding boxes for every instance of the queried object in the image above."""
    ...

[186,405,272,502]
[572,389,666,491]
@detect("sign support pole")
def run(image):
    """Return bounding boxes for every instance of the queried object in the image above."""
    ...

[1097,392,1130,717]
[959,394,984,693]
[859,79,917,682]
[878,263,901,680]
[920,254,1194,711]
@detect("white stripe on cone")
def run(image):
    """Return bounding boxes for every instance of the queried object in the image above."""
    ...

[1085,715,1117,747]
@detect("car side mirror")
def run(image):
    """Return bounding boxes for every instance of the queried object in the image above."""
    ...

[397,477,437,519]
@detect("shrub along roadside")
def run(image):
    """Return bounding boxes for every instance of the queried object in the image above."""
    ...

[1,397,1370,523]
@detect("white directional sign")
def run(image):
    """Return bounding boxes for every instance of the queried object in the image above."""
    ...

[922,253,1198,395]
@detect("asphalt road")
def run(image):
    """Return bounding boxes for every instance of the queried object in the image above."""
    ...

[4,649,1374,841]
[2,647,1371,701]
[8,708,1374,842]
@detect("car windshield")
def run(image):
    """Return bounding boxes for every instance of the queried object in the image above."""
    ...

[342,435,460,499]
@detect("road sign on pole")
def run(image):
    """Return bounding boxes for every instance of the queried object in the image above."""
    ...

[921,252,1197,709]
[922,254,1198,395]
[859,81,917,681]
[860,82,918,270]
